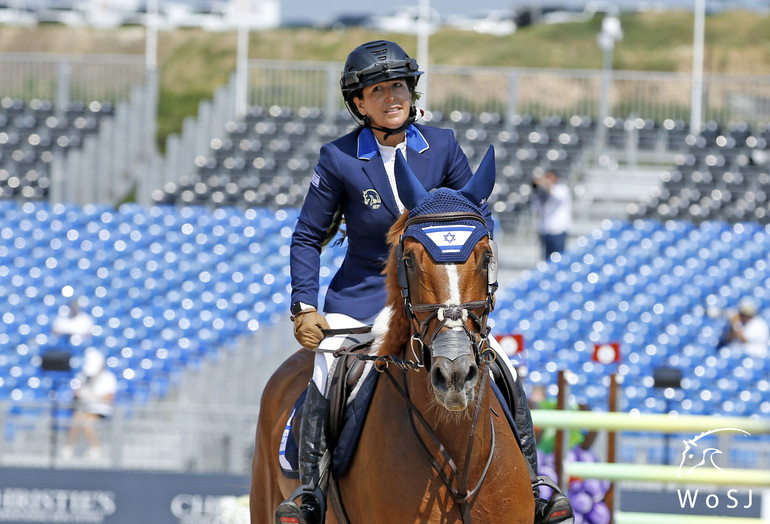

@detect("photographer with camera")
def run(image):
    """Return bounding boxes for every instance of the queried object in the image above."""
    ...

[531,170,572,261]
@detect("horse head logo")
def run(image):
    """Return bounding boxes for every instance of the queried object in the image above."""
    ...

[678,428,751,479]
[362,189,382,209]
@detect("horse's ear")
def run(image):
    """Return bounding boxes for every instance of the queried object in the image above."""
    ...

[394,149,428,210]
[459,145,496,205]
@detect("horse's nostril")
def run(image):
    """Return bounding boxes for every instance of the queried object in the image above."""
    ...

[465,363,478,385]
[431,365,447,390]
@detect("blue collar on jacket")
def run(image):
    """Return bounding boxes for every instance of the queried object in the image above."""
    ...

[356,125,429,160]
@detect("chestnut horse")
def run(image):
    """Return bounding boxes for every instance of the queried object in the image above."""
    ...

[251,146,534,523]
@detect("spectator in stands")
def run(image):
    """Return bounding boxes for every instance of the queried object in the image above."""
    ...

[280,39,572,524]
[717,297,769,358]
[531,170,573,261]
[61,348,117,461]
[51,299,94,349]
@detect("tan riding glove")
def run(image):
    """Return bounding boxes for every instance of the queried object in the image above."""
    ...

[292,307,329,348]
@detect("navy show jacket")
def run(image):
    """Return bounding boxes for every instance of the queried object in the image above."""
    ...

[290,123,494,320]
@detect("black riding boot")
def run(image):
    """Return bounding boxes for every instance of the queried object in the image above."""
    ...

[511,376,574,524]
[275,381,329,524]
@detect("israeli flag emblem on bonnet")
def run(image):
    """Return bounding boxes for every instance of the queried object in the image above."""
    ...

[404,216,488,263]
[423,224,477,254]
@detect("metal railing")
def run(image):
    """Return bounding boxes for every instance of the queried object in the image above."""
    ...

[247,59,770,129]
[2,53,768,130]
[0,52,146,109]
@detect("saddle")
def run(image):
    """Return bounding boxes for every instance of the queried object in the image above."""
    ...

[280,331,379,480]
[280,338,523,477]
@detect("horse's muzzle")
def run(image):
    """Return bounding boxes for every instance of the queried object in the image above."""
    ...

[429,329,479,411]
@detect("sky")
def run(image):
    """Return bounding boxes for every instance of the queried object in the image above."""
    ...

[277,0,760,25]
[279,0,517,25]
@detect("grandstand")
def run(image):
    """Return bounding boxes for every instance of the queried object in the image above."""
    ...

[149,106,595,221]
[0,97,113,200]
[0,48,768,522]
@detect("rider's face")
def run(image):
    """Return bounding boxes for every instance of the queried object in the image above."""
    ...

[354,78,412,132]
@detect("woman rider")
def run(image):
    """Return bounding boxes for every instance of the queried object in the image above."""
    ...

[277,40,572,524]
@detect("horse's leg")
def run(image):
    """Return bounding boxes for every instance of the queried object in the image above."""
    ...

[250,349,315,524]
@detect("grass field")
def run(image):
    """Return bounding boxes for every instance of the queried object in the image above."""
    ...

[1,9,768,142]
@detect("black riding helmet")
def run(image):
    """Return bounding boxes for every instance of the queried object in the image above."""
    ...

[340,40,424,131]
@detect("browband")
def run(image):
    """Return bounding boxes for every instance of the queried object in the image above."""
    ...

[404,211,487,230]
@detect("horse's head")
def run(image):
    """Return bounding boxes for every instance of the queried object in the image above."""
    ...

[379,146,498,412]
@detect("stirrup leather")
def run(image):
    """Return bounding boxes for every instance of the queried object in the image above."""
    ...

[275,484,327,524]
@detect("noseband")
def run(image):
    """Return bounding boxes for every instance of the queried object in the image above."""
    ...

[396,212,498,369]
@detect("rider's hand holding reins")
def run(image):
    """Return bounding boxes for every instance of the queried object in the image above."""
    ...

[292,307,329,348]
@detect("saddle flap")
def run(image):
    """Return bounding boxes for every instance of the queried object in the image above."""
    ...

[329,366,379,478]
[279,337,379,480]
[327,335,375,450]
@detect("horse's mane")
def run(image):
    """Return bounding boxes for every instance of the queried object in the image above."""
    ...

[376,212,412,356]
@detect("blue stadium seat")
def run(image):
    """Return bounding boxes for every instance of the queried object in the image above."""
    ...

[505,217,770,418]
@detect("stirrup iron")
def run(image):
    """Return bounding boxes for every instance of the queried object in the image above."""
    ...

[275,484,326,524]
[533,475,574,524]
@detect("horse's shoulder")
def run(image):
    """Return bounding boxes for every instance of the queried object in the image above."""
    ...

[275,348,314,377]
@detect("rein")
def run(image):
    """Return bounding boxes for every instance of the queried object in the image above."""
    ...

[314,211,499,522]
[313,316,497,522]
[314,338,424,373]
[381,350,497,524]
[314,318,498,523]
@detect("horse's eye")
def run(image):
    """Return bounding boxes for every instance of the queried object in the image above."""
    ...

[404,257,415,269]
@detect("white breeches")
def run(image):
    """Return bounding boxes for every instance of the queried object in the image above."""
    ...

[312,311,519,393]
[311,312,378,392]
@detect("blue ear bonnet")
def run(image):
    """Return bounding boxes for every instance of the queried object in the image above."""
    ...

[402,187,489,263]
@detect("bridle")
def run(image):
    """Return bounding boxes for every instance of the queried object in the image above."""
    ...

[391,210,499,523]
[395,211,498,370]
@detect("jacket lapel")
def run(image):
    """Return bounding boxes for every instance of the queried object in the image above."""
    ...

[357,126,432,219]
[358,129,400,219]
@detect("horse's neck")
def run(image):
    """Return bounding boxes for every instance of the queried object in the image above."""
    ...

[403,368,494,464]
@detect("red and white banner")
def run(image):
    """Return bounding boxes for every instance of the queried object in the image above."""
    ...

[592,342,621,364]
[495,333,524,355]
